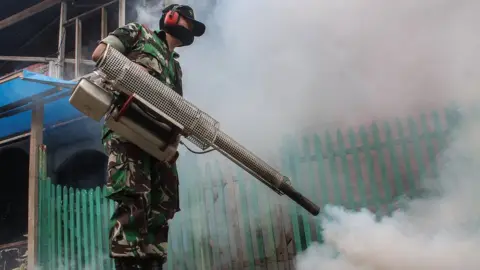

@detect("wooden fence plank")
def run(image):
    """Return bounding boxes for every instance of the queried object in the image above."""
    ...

[94,188,104,270]
[47,179,53,269]
[62,187,69,269]
[75,189,82,269]
[236,168,255,270]
[69,187,75,269]
[281,139,302,257]
[56,185,62,269]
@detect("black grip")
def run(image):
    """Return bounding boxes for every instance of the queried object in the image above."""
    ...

[280,182,320,216]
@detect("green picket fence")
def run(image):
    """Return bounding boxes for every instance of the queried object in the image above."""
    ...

[37,107,461,270]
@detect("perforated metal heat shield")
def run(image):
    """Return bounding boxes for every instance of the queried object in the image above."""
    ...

[96,46,320,216]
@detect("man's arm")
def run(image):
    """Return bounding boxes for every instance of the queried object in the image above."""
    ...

[92,22,142,62]
[173,60,184,95]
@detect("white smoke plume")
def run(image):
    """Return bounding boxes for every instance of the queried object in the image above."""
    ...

[132,0,480,269]
[134,0,480,156]
[296,113,480,270]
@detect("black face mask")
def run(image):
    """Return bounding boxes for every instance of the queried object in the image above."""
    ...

[163,25,194,47]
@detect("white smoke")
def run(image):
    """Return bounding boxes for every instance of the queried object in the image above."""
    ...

[132,0,480,269]
[296,113,480,270]
[134,0,480,156]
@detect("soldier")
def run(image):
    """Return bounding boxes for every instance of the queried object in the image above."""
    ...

[91,4,206,270]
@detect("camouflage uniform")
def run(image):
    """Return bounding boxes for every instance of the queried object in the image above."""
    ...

[100,22,183,266]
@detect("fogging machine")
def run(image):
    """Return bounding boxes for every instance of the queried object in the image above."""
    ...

[68,45,320,216]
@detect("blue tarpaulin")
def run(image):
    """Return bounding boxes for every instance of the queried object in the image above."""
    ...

[0,70,82,139]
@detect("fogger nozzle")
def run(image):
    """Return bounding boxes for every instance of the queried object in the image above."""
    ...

[280,177,320,215]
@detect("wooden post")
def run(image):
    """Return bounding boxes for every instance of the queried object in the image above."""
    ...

[101,7,108,39]
[118,0,126,27]
[57,1,67,79]
[74,18,82,79]
[27,104,44,270]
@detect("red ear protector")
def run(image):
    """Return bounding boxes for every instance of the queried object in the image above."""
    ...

[164,5,182,26]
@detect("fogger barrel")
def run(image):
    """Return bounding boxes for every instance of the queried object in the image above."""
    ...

[94,46,320,216]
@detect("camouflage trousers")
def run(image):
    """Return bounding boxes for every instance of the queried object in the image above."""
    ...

[103,131,180,261]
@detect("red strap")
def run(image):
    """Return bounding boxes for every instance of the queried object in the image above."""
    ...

[131,24,144,47]
[142,24,152,34]
[114,94,135,121]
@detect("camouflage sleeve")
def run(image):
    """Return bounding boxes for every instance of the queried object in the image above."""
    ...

[174,60,184,95]
[101,22,143,53]
[175,61,183,83]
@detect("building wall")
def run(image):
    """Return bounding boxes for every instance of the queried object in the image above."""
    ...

[0,120,107,187]
[49,137,107,189]
[0,119,106,247]
[50,138,103,172]
[45,119,107,189]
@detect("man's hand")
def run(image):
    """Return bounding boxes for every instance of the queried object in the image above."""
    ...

[92,43,107,62]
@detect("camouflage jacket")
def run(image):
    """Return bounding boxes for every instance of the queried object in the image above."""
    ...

[101,22,183,95]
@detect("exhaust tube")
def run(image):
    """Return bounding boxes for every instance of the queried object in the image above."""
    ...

[280,178,320,216]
